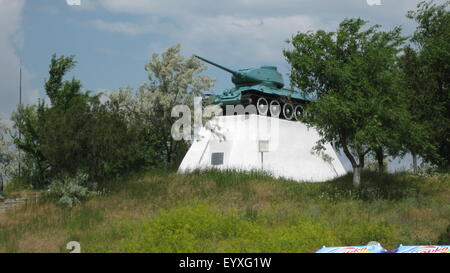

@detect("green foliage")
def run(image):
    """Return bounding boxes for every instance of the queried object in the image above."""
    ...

[45,55,91,108]
[37,96,141,180]
[335,220,396,246]
[12,103,48,188]
[12,55,142,188]
[3,176,33,195]
[91,204,341,253]
[404,0,450,168]
[85,203,403,253]
[0,170,448,252]
[108,44,215,168]
[64,206,106,233]
[284,18,412,186]
[79,170,447,252]
[437,224,450,244]
[12,45,214,189]
[397,46,436,172]
[318,171,419,202]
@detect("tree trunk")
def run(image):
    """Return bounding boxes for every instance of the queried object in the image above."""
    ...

[412,153,418,174]
[375,147,384,173]
[342,142,365,188]
[353,166,362,187]
[359,154,365,169]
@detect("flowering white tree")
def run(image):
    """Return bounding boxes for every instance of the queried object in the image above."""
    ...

[0,116,18,192]
[108,44,215,166]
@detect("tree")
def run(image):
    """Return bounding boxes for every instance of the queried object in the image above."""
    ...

[398,46,435,173]
[12,54,90,187]
[108,44,215,167]
[13,54,141,188]
[45,55,84,107]
[0,117,18,192]
[284,18,410,186]
[12,103,49,187]
[406,0,450,168]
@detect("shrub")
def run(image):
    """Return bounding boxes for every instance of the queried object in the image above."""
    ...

[47,172,93,207]
[335,220,398,247]
[90,204,340,253]
[437,225,450,244]
[12,55,142,189]
[3,176,33,197]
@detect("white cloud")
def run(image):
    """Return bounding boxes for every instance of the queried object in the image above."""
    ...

[0,0,39,123]
[90,17,178,36]
[90,19,148,35]
[94,0,425,19]
[89,12,330,91]
[0,0,24,54]
[180,15,324,63]
[90,14,325,62]
[0,0,431,122]
[89,0,425,74]
[70,0,97,10]
[66,0,81,6]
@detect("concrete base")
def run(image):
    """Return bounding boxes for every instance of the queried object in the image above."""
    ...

[178,115,347,182]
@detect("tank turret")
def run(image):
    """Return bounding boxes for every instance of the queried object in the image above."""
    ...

[195,55,310,121]
[195,55,284,88]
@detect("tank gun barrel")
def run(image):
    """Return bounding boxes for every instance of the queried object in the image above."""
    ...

[194,55,238,75]
[195,55,263,85]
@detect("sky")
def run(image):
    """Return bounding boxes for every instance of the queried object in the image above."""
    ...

[0,0,435,122]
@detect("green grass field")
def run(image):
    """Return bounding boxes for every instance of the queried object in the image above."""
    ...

[0,170,449,253]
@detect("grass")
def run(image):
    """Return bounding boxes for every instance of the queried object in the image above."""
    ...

[0,169,449,253]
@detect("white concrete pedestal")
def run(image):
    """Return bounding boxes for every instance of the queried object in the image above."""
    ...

[178,115,347,182]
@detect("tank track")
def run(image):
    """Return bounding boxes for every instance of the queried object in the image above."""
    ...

[224,90,308,121]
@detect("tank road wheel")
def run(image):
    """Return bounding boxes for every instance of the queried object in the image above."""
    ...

[294,105,304,121]
[283,103,294,120]
[256,97,269,116]
[240,96,252,106]
[269,99,281,118]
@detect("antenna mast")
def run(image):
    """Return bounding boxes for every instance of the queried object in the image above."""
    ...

[18,59,22,178]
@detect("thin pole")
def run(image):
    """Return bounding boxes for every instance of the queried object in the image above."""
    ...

[18,59,22,178]
[261,152,264,170]
[20,60,22,105]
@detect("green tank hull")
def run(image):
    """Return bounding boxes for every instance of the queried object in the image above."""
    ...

[213,85,310,105]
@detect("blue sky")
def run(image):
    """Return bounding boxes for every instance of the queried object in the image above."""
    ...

[0,0,437,121]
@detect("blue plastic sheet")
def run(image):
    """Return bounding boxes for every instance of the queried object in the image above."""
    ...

[393,245,450,253]
[316,244,386,253]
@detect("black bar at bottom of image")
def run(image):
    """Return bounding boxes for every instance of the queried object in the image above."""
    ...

[0,252,446,272]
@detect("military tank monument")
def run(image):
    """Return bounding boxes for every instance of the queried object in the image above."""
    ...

[179,56,347,182]
[195,55,311,121]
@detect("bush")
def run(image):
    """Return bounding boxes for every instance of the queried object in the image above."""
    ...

[437,225,450,244]
[12,55,142,188]
[47,172,95,207]
[3,176,33,196]
[91,204,341,253]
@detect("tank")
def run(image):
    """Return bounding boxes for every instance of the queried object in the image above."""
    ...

[195,55,311,121]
